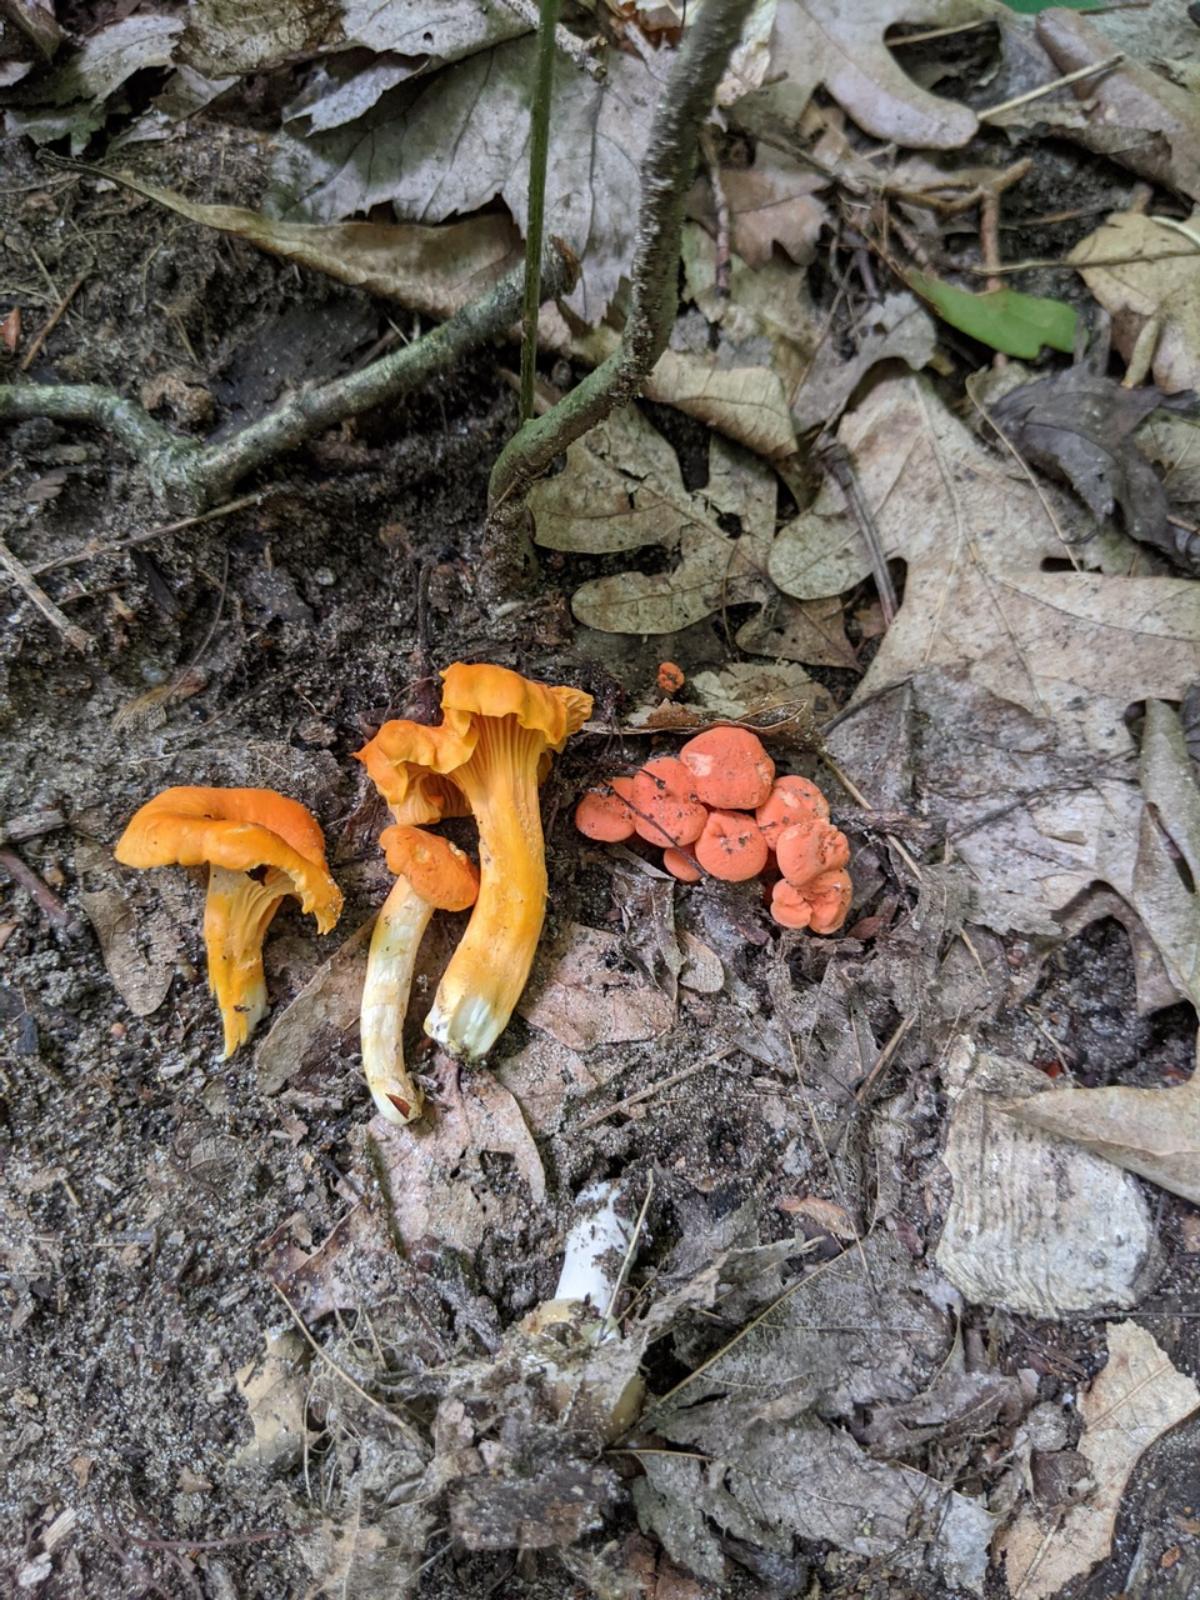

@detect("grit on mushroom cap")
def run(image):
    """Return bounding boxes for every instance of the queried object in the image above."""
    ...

[114,786,342,930]
[380,824,479,911]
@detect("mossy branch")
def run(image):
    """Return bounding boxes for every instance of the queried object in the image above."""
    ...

[0,245,576,510]
[485,0,755,540]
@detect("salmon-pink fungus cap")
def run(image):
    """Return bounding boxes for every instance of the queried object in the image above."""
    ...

[575,776,636,842]
[679,727,774,810]
[694,810,769,882]
[775,818,850,887]
[756,775,830,848]
[631,757,707,848]
[663,844,702,883]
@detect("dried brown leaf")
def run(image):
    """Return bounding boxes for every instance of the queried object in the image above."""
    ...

[1034,10,1200,201]
[1071,211,1200,393]
[256,916,374,1095]
[79,839,180,1017]
[999,1322,1200,1599]
[733,0,985,150]
[519,923,674,1050]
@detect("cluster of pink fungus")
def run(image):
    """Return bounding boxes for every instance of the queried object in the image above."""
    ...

[574,727,852,933]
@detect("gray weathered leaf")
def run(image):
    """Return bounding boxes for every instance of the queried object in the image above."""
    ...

[272,39,663,322]
[181,0,524,79]
[1129,699,1200,1003]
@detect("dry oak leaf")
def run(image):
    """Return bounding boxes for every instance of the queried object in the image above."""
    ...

[692,147,829,268]
[181,0,524,78]
[1070,210,1200,393]
[732,0,988,150]
[370,1063,545,1254]
[519,923,674,1050]
[999,1321,1200,1600]
[769,376,1200,763]
[533,411,782,639]
[272,38,662,323]
[104,171,522,320]
[1034,10,1200,202]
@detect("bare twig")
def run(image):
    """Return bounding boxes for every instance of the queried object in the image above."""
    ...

[0,846,76,930]
[481,0,756,593]
[20,270,87,373]
[520,0,563,423]
[0,534,93,652]
[815,438,898,625]
[0,248,575,509]
[28,490,268,575]
[577,1048,733,1129]
[979,53,1123,121]
[0,806,66,845]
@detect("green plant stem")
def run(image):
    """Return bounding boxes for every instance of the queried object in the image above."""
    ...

[482,0,755,591]
[0,245,577,511]
[520,0,562,424]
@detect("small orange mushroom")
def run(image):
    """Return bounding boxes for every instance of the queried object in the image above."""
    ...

[770,869,852,933]
[775,817,851,887]
[357,662,592,1060]
[361,825,478,1124]
[575,776,636,842]
[694,810,769,882]
[631,757,707,847]
[663,844,702,883]
[114,786,342,1056]
[679,727,774,810]
[756,775,830,848]
[656,661,685,696]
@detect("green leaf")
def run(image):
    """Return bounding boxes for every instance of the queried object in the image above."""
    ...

[906,270,1077,359]
[998,0,1092,12]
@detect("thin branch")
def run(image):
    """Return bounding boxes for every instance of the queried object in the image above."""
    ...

[0,247,576,509]
[484,0,756,547]
[0,533,94,652]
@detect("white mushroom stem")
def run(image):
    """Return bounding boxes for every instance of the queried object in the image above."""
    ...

[525,1179,637,1340]
[360,875,432,1125]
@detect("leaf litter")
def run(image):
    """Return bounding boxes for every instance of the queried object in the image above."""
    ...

[11,0,1200,1595]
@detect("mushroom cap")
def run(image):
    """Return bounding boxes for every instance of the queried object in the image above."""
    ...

[575,776,636,842]
[440,661,593,754]
[663,844,702,883]
[775,818,850,887]
[770,879,813,929]
[379,825,479,911]
[679,728,775,810]
[357,721,474,825]
[357,664,593,820]
[631,757,707,847]
[656,661,685,696]
[807,869,853,934]
[114,786,342,930]
[756,775,830,848]
[770,869,852,933]
[694,810,769,882]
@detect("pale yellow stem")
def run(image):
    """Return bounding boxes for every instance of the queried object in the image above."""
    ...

[425,718,547,1059]
[361,875,434,1123]
[203,865,286,1057]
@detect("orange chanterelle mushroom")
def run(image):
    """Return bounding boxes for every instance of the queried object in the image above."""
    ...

[114,786,342,1055]
[358,662,592,1060]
